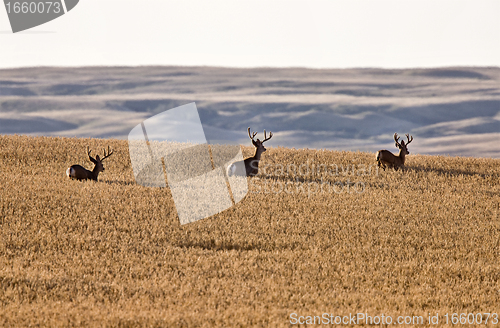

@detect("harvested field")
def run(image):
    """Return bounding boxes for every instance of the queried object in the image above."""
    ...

[1,134,500,327]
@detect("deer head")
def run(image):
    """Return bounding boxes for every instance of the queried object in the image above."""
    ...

[394,133,413,155]
[248,127,273,157]
[88,146,114,173]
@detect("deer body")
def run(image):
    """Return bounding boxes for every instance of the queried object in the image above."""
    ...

[376,149,407,171]
[227,128,272,177]
[66,164,101,181]
[66,146,113,181]
[243,146,265,177]
[376,133,413,171]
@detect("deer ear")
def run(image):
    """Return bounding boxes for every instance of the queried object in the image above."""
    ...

[252,140,258,146]
[96,155,100,160]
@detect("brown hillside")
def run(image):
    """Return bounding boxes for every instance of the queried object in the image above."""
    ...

[1,135,500,327]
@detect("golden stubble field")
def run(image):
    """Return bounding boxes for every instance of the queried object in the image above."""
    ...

[1,134,500,327]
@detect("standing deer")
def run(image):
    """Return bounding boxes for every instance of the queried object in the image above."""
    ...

[227,127,273,177]
[66,146,114,181]
[376,133,413,171]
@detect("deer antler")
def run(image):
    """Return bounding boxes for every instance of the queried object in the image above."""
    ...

[405,134,413,145]
[394,133,402,148]
[262,129,273,143]
[248,127,258,141]
[87,147,98,164]
[100,146,114,161]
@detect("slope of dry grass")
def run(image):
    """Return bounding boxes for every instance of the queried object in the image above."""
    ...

[1,134,500,327]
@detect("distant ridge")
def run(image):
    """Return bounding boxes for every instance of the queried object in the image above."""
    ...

[1,66,499,157]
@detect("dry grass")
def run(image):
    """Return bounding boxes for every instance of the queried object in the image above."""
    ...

[1,134,500,327]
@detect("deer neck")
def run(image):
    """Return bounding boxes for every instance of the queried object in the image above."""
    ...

[253,147,264,161]
[90,165,100,180]
[398,149,406,164]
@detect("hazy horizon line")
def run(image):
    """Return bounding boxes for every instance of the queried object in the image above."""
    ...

[1,64,499,71]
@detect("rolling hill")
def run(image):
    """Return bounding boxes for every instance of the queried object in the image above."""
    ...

[1,66,500,158]
[1,134,499,326]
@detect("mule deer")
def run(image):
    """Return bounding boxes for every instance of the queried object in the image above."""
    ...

[376,133,413,171]
[66,146,114,181]
[227,127,273,177]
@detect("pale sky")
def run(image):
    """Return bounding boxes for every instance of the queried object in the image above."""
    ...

[0,0,499,69]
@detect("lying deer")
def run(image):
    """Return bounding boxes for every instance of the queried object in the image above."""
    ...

[227,127,273,177]
[376,133,413,171]
[66,146,114,181]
